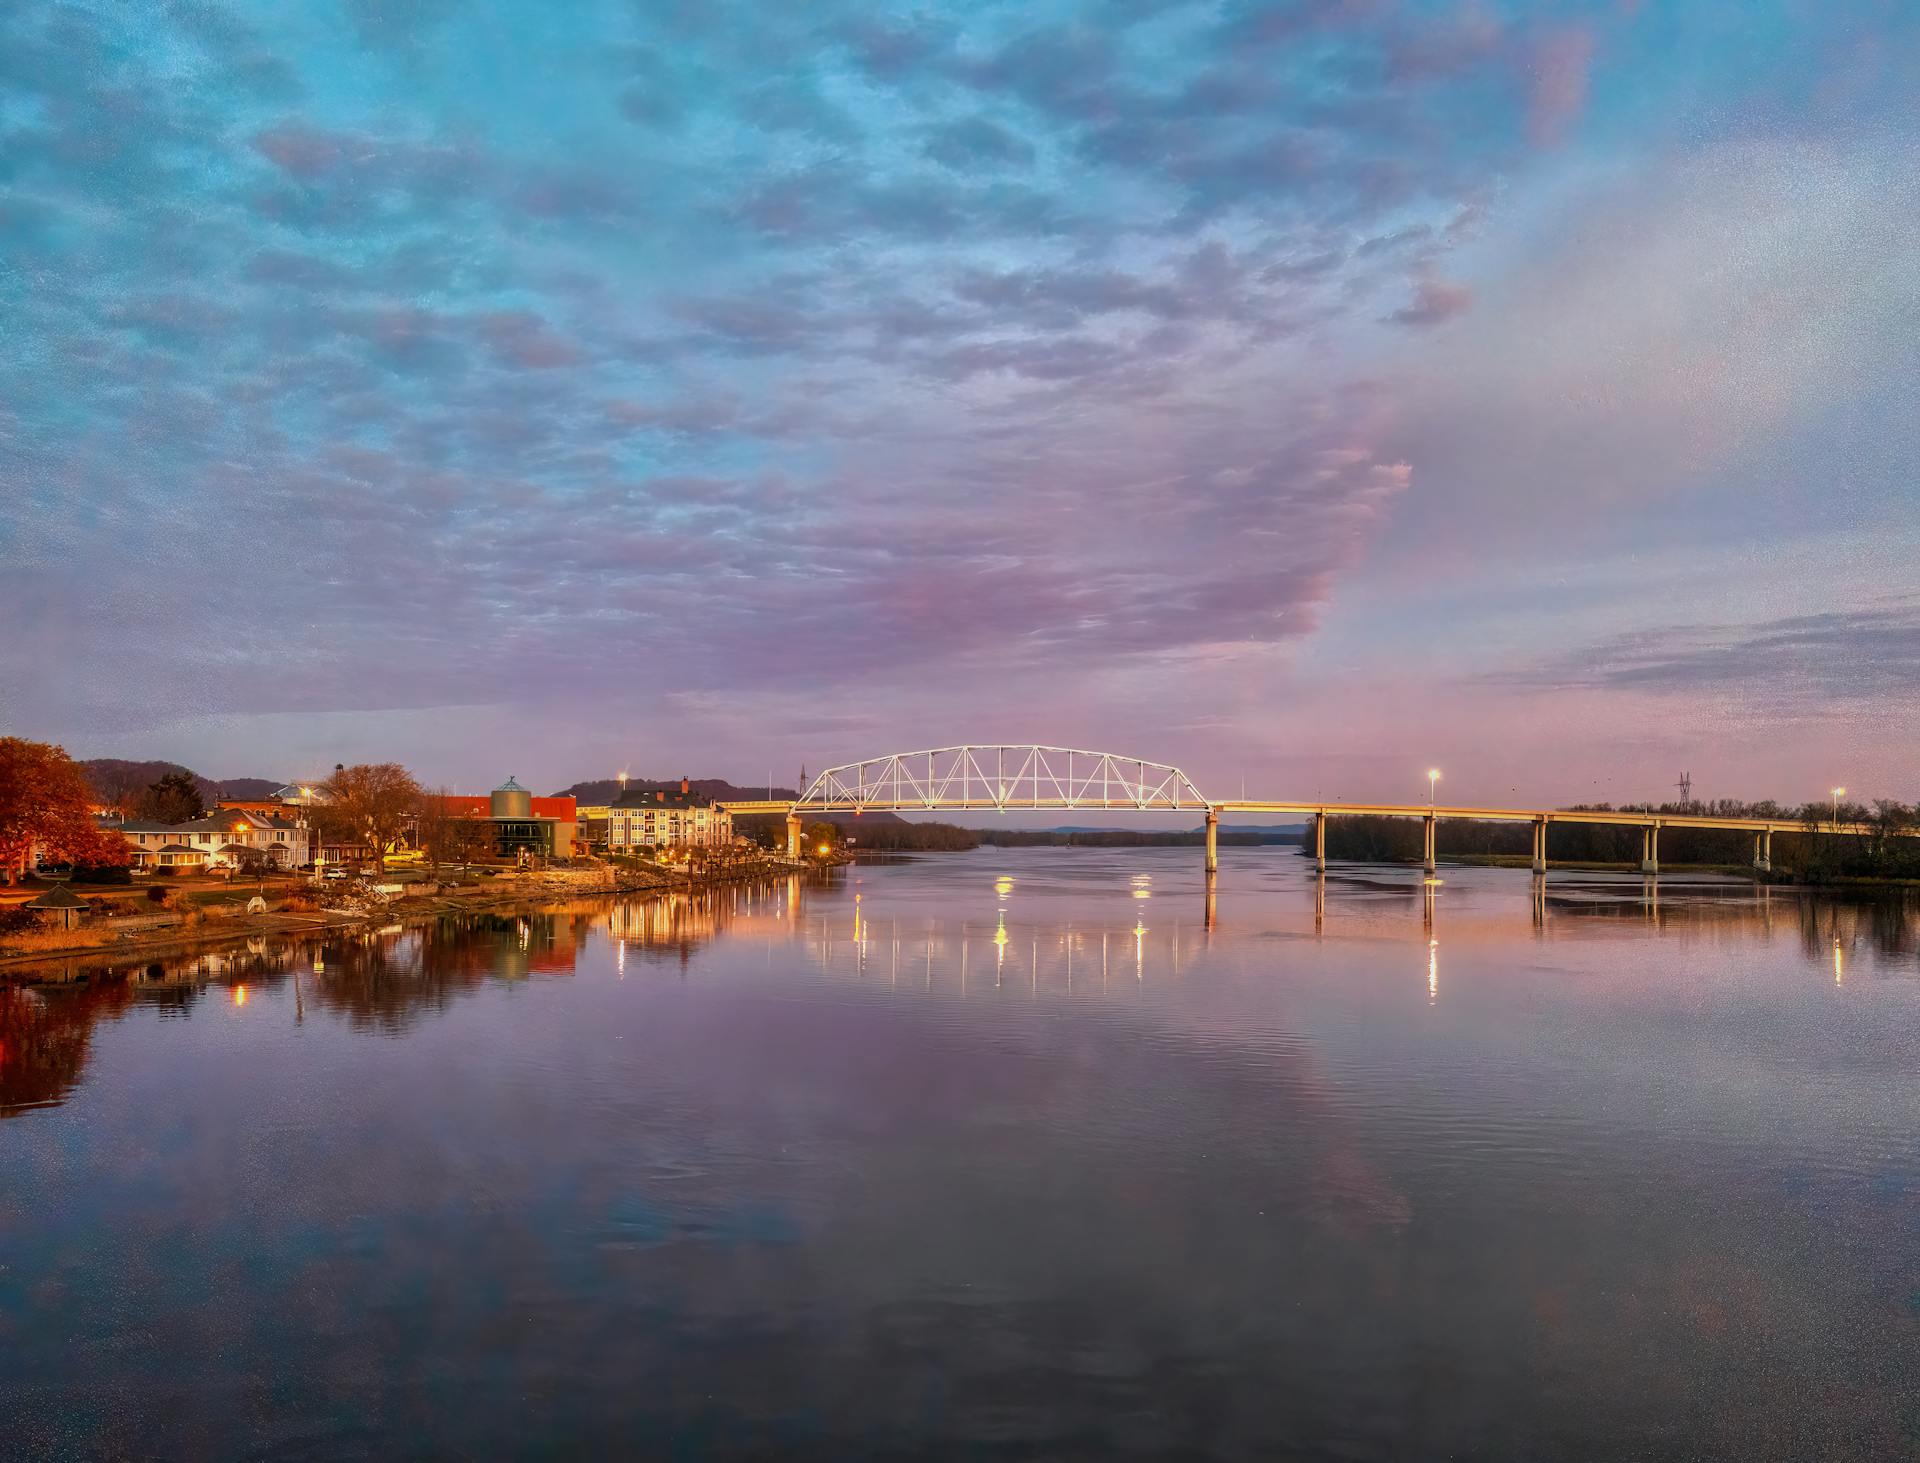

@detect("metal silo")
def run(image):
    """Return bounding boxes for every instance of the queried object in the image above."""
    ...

[491,776,533,820]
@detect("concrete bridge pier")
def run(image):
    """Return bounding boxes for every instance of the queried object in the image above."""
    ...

[1204,808,1219,874]
[1313,812,1327,871]
[1423,814,1437,873]
[1641,824,1660,876]
[1531,817,1548,876]
[786,811,802,860]
[1754,829,1772,873]
[1204,871,1217,930]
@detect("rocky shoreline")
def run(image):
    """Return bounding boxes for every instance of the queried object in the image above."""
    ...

[0,858,809,982]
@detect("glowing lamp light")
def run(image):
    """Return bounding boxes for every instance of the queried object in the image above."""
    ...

[233,985,248,1007]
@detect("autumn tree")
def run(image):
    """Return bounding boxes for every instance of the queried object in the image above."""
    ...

[312,763,423,867]
[0,738,135,884]
[136,769,205,824]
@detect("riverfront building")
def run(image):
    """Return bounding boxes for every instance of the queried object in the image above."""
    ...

[110,808,311,871]
[607,779,733,851]
[431,778,578,860]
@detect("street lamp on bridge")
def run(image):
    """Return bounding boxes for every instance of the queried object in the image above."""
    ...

[1831,786,1846,827]
[1427,768,1441,807]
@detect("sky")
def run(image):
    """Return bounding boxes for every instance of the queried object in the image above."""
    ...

[3,0,1916,807]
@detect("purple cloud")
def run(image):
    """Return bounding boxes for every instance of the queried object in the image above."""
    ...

[1386,277,1474,327]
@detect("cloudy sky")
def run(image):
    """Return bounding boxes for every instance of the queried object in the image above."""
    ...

[4,0,1916,804]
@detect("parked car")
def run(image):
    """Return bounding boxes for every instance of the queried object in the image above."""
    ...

[322,866,350,881]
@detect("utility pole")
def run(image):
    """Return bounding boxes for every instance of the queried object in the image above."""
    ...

[1674,771,1692,808]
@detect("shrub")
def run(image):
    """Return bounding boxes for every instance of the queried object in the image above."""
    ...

[154,867,176,878]
[147,885,170,904]
[0,906,37,935]
[72,864,133,885]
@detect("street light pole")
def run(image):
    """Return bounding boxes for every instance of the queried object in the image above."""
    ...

[1831,786,1846,829]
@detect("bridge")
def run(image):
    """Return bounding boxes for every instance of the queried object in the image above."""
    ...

[718,743,1905,876]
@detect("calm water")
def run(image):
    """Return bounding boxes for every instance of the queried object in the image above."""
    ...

[4,850,1918,1460]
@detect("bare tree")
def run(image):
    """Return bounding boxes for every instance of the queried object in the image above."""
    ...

[314,763,423,870]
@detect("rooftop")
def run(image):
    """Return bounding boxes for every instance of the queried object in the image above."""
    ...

[25,886,90,910]
[613,788,715,810]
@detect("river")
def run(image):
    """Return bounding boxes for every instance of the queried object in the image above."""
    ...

[4,848,1917,1459]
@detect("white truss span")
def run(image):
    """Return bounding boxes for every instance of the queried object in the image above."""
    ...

[797,745,1210,812]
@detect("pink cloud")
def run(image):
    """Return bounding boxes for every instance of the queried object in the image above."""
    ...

[1527,25,1597,146]
[1387,277,1474,327]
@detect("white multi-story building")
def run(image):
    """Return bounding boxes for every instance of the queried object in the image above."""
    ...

[111,808,311,871]
[606,781,732,851]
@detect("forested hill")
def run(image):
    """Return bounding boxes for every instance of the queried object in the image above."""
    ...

[81,759,281,806]
[556,777,799,804]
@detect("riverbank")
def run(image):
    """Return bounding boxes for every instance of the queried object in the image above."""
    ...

[0,856,805,981]
[1405,852,1920,887]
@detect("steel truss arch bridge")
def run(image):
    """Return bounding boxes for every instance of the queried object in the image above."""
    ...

[795,745,1209,814]
[718,741,1914,879]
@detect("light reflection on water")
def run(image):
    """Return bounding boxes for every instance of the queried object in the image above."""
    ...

[3,848,1918,1460]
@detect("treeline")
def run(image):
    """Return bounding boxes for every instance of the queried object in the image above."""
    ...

[732,814,979,851]
[1310,800,1920,881]
[559,777,798,804]
[837,820,979,851]
[81,759,280,810]
[979,829,1296,848]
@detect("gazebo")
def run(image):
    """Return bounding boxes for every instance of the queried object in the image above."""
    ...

[25,885,91,931]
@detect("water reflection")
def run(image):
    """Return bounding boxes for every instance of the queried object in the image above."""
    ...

[3,853,1919,1459]
[0,980,133,1116]
[0,884,811,1112]
[6,871,1918,1122]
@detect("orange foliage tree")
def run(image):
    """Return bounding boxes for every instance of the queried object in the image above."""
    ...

[313,763,424,865]
[0,738,133,883]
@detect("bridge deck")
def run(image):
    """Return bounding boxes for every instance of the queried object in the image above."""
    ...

[1215,802,1885,835]
[717,796,1893,838]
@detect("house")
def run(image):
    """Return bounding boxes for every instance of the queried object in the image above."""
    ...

[249,785,373,865]
[217,798,304,822]
[111,809,311,871]
[607,778,733,851]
